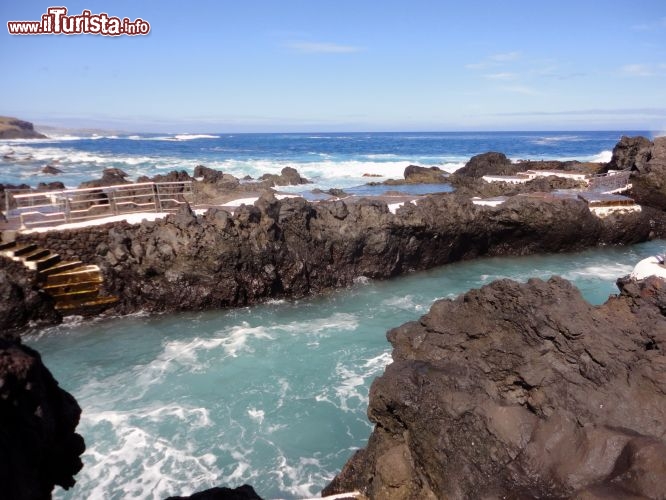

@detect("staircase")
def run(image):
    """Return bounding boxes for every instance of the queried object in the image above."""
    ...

[0,240,118,315]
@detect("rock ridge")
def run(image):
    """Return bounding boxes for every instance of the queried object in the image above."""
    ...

[324,276,666,499]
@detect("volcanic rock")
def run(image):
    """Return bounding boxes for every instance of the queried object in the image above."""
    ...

[324,276,666,499]
[13,191,666,325]
[79,167,130,188]
[41,165,63,175]
[453,152,516,178]
[0,337,85,499]
[608,135,653,171]
[630,136,666,210]
[165,484,263,500]
[259,166,310,186]
[0,257,61,333]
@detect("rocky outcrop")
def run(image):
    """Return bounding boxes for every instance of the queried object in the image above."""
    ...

[0,338,85,499]
[79,168,130,188]
[380,165,449,185]
[165,484,263,500]
[454,152,516,178]
[41,165,63,175]
[452,174,586,198]
[629,136,666,210]
[14,191,666,322]
[259,166,310,186]
[324,276,666,499]
[454,153,602,180]
[0,116,47,139]
[0,257,61,333]
[608,135,653,171]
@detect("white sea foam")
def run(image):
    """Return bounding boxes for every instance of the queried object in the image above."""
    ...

[381,294,428,312]
[69,404,219,500]
[273,455,330,498]
[332,351,392,411]
[247,408,265,425]
[562,263,633,281]
[173,134,220,140]
[531,135,584,145]
[589,150,613,163]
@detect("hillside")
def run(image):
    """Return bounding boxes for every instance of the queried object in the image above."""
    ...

[0,116,46,139]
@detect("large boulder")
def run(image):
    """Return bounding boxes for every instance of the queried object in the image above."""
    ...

[454,152,516,178]
[630,136,666,210]
[324,276,666,499]
[403,165,448,183]
[608,135,653,171]
[259,167,310,186]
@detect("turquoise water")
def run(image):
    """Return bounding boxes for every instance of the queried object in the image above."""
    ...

[26,240,664,499]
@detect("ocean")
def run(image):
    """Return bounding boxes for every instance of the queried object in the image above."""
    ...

[0,131,648,191]
[3,130,658,499]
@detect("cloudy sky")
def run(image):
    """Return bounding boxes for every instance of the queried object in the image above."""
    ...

[2,0,665,132]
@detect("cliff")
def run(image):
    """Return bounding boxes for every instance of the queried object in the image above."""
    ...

[0,116,47,139]
[324,276,666,499]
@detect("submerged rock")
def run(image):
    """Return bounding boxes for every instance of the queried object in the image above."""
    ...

[324,276,666,499]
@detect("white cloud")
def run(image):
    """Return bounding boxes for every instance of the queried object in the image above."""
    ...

[490,51,521,62]
[483,72,517,80]
[285,41,363,54]
[621,64,654,76]
[500,85,540,96]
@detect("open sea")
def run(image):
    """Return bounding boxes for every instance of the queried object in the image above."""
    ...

[2,130,660,499]
[0,130,651,192]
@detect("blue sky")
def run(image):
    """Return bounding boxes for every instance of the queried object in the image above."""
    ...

[1,0,665,132]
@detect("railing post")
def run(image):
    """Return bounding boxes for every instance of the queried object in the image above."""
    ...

[153,183,161,212]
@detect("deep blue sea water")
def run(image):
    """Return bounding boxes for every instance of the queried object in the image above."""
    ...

[4,129,659,499]
[0,130,650,192]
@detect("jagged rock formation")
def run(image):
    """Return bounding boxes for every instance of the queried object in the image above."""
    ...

[13,191,666,323]
[324,276,666,499]
[618,136,666,211]
[0,116,46,139]
[0,338,85,499]
[79,167,130,188]
[0,256,60,333]
[259,166,310,186]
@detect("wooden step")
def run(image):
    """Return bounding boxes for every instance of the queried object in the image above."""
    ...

[45,265,102,286]
[43,279,103,295]
[53,288,100,302]
[55,295,118,314]
[22,248,51,262]
[32,253,62,272]
[0,240,17,251]
[4,243,37,258]
[38,261,84,278]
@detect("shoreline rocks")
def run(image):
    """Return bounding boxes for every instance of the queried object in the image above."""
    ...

[324,276,666,499]
[11,189,666,328]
